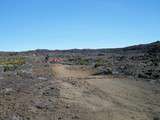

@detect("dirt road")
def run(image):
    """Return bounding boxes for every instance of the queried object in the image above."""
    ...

[0,63,159,120]
[52,64,160,120]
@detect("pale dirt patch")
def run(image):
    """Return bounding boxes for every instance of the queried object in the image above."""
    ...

[51,64,160,120]
[52,64,94,78]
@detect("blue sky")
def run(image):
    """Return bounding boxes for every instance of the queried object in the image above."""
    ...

[0,0,160,51]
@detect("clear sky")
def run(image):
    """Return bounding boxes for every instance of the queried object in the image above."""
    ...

[0,0,159,51]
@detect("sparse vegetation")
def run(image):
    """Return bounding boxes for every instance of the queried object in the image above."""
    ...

[154,117,160,120]
[0,57,25,66]
[94,59,107,67]
[0,41,160,120]
[76,58,90,65]
[3,65,18,72]
[0,57,25,72]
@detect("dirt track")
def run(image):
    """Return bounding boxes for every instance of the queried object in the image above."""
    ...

[51,64,160,120]
[0,63,159,120]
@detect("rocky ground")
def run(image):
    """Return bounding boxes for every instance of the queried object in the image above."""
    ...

[0,41,160,120]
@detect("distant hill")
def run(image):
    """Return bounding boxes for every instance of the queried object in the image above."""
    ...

[18,41,160,56]
[0,41,160,81]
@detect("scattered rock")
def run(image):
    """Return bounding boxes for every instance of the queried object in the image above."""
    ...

[33,100,47,110]
[42,87,59,97]
[153,117,160,120]
[58,116,62,120]
[72,115,80,119]
[1,88,14,95]
[93,67,112,75]
[66,104,70,109]
[38,77,47,80]
[11,114,23,120]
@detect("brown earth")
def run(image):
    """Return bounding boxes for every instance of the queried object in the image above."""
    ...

[0,62,160,120]
[52,64,95,78]
[51,64,160,120]
[0,41,160,120]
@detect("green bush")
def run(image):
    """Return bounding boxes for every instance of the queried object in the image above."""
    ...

[77,58,89,65]
[0,57,25,72]
[3,65,17,72]
[94,59,106,67]
[0,57,25,66]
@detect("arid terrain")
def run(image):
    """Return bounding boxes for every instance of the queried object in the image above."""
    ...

[0,41,160,120]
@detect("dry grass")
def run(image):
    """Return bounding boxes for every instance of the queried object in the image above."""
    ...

[0,57,25,65]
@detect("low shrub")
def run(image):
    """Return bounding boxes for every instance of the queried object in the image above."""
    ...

[77,58,89,65]
[0,57,25,66]
[0,57,25,72]
[94,59,106,67]
[3,65,17,72]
